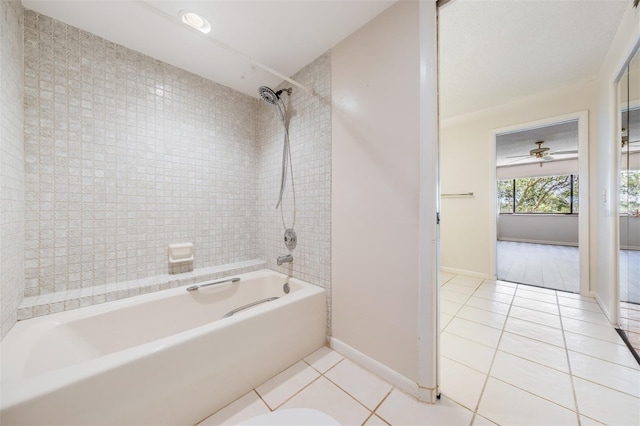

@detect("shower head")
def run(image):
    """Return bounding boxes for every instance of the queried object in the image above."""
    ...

[258,86,292,105]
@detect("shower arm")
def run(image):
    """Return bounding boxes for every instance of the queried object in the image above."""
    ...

[252,60,315,96]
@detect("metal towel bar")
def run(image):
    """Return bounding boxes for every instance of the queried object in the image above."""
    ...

[222,297,280,318]
[442,192,474,197]
[186,277,240,292]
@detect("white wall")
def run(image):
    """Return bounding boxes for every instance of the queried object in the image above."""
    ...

[594,2,640,319]
[440,80,597,277]
[498,215,579,246]
[332,0,422,384]
[621,217,640,249]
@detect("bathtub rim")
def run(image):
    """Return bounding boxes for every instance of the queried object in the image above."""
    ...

[1,269,325,412]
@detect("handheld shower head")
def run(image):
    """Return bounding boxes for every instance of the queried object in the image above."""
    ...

[258,86,279,105]
[258,86,292,105]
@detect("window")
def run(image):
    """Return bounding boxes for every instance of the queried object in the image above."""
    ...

[498,174,579,214]
[621,170,640,214]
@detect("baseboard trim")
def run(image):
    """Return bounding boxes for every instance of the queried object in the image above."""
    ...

[591,291,611,322]
[441,267,496,281]
[329,337,433,402]
[498,238,578,247]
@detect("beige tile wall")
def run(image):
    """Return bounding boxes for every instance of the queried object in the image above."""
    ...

[256,52,332,327]
[17,10,332,322]
[1,0,25,338]
[23,10,259,297]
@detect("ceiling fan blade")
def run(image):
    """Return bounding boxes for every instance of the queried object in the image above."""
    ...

[549,149,578,155]
[505,154,531,159]
[504,156,532,165]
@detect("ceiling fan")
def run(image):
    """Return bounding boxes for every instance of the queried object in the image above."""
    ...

[505,141,578,166]
[621,128,640,149]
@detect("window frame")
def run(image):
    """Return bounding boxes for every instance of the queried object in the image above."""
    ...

[498,174,579,215]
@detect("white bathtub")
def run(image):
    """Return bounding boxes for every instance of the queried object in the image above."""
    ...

[0,269,326,425]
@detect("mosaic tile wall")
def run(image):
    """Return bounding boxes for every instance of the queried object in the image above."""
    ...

[1,0,25,338]
[22,11,259,297]
[256,52,332,326]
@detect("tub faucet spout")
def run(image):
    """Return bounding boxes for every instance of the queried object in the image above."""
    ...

[277,254,293,265]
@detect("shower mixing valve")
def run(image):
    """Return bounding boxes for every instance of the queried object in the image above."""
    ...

[284,228,297,250]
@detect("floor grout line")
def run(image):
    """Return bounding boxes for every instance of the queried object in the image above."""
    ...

[556,290,581,425]
[465,278,517,425]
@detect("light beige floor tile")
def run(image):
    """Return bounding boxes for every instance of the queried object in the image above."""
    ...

[504,317,565,347]
[456,305,507,330]
[495,280,517,288]
[478,378,577,426]
[498,332,569,373]
[556,291,595,301]
[444,317,502,348]
[449,275,483,288]
[515,288,557,304]
[441,300,463,315]
[511,296,559,315]
[304,346,343,373]
[472,414,498,425]
[573,377,640,426]
[518,284,557,295]
[324,358,392,411]
[363,414,389,425]
[278,376,370,425]
[579,415,606,425]
[559,305,610,326]
[440,271,456,285]
[556,297,602,313]
[509,305,561,328]
[441,313,454,330]
[568,350,640,397]
[440,357,487,411]
[197,391,269,426]
[255,361,320,409]
[490,351,575,410]
[477,282,516,295]
[441,332,496,373]
[465,296,511,315]
[443,283,477,296]
[473,289,514,304]
[377,389,473,426]
[564,331,638,370]
[442,288,473,304]
[561,317,623,344]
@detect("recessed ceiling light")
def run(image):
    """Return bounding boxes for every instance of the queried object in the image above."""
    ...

[179,10,211,34]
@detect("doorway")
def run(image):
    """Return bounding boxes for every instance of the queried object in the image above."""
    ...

[492,112,589,295]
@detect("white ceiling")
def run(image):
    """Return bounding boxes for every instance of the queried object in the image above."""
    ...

[439,0,629,119]
[21,0,395,100]
[496,120,578,167]
[19,0,632,116]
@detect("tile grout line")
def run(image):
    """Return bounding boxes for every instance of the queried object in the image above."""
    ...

[368,389,394,426]
[556,290,582,426]
[466,278,518,426]
[486,285,585,417]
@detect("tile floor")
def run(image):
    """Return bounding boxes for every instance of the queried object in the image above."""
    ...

[440,272,640,426]
[198,273,640,425]
[620,301,640,355]
[497,241,640,305]
[497,241,580,293]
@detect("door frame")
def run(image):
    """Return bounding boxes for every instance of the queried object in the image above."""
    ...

[611,38,640,326]
[490,111,590,296]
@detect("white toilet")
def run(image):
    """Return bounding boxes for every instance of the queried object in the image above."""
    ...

[238,408,340,425]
